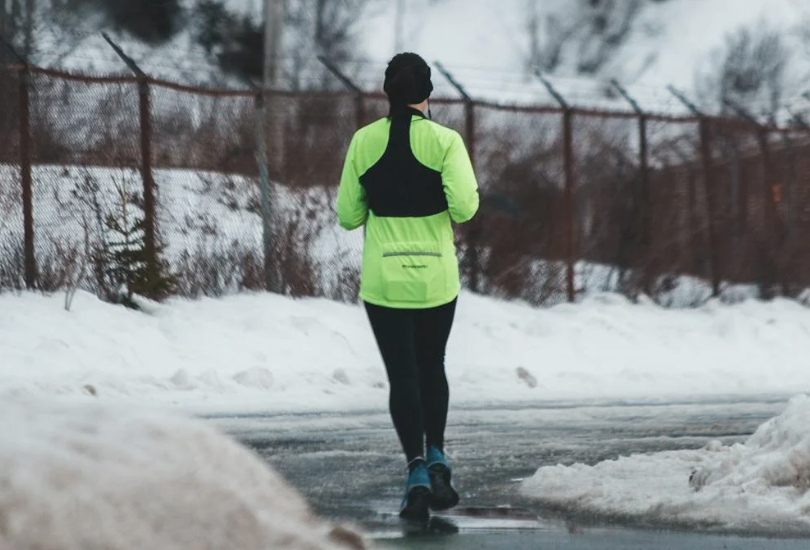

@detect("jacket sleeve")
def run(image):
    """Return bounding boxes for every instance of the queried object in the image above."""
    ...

[336,134,369,230]
[441,132,480,223]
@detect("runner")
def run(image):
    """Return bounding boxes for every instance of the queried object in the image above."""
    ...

[336,52,480,520]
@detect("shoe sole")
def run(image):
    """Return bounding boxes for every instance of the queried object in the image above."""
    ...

[399,486,431,521]
[428,463,460,511]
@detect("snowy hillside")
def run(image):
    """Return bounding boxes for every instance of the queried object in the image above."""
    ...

[361,0,810,115]
[18,0,810,114]
[365,0,806,87]
[32,0,264,88]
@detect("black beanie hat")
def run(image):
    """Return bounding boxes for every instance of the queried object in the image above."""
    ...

[384,52,434,107]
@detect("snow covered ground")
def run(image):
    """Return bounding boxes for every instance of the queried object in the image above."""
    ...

[519,394,810,536]
[1,289,809,415]
[3,162,752,304]
[0,163,362,298]
[0,396,368,550]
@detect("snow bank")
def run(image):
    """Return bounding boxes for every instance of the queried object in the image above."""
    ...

[0,396,368,550]
[1,289,809,414]
[519,394,810,535]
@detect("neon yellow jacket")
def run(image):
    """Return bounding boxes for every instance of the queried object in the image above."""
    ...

[337,108,479,309]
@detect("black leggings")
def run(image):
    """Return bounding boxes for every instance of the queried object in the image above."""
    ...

[364,298,457,464]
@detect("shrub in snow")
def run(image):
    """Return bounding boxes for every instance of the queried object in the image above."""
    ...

[63,168,178,306]
[0,241,25,292]
[0,398,369,550]
[102,183,177,307]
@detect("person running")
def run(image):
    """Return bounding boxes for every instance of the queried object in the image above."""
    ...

[336,52,480,521]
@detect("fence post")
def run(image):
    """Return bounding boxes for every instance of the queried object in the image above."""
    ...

[698,118,722,297]
[102,33,159,296]
[18,64,35,289]
[668,86,721,297]
[316,56,366,130]
[255,92,276,293]
[434,61,482,293]
[433,62,476,163]
[537,73,576,303]
[755,128,782,295]
[611,79,652,295]
[764,134,783,293]
[723,98,784,296]
[237,72,278,294]
[671,141,702,276]
[783,111,809,243]
[2,36,36,289]
[137,77,159,292]
[355,93,366,129]
[784,111,807,236]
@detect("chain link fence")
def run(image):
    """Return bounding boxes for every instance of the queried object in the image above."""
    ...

[2,64,810,306]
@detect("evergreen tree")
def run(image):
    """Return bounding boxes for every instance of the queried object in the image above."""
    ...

[102,182,177,308]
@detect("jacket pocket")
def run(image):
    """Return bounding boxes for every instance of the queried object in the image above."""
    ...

[380,242,446,303]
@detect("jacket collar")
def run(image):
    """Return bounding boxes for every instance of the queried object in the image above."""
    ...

[390,106,427,119]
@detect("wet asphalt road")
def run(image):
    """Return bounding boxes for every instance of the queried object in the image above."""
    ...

[204,397,810,549]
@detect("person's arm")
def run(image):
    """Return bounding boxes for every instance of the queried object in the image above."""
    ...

[441,132,479,223]
[336,134,369,230]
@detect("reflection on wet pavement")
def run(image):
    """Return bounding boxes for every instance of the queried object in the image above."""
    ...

[207,398,809,549]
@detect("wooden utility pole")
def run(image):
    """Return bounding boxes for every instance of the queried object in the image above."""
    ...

[23,0,33,58]
[395,0,404,52]
[0,3,6,67]
[9,0,19,36]
[263,0,284,90]
[260,0,284,293]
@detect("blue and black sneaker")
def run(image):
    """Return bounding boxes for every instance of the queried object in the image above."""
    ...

[426,446,459,511]
[399,459,432,521]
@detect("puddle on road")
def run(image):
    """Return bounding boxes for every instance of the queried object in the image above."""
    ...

[368,509,810,550]
[375,529,810,550]
[366,505,547,539]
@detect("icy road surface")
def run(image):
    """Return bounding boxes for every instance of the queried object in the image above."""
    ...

[207,397,810,549]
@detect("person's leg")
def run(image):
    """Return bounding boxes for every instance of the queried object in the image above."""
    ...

[413,297,459,511]
[414,297,457,452]
[363,301,425,464]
